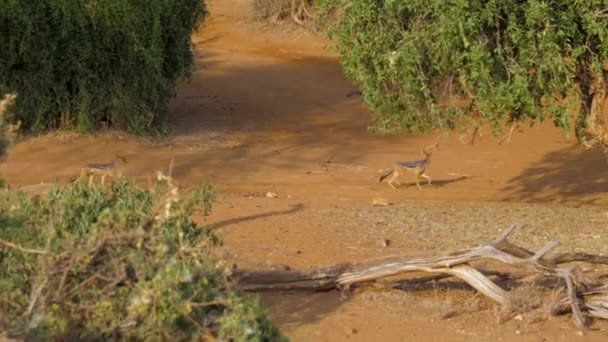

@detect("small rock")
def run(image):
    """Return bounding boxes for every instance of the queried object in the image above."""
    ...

[265,192,278,198]
[344,327,358,336]
[514,314,523,321]
[380,238,391,247]
[372,198,389,206]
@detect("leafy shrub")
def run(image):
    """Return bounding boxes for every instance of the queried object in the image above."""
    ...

[317,0,608,139]
[0,177,285,341]
[0,93,16,161]
[0,0,206,134]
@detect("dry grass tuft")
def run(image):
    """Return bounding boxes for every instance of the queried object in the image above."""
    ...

[437,297,457,319]
[496,282,544,323]
[252,0,292,22]
[462,293,485,313]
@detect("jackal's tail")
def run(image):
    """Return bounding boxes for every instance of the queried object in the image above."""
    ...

[379,169,394,182]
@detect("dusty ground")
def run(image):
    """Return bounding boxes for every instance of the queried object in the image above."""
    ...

[1,0,608,340]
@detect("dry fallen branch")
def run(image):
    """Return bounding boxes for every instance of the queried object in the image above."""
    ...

[232,224,608,329]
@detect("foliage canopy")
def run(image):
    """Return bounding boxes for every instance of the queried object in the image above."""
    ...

[317,0,608,146]
[0,177,285,341]
[0,0,206,134]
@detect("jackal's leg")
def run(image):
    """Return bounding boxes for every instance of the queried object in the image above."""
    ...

[387,174,398,189]
[103,171,114,186]
[79,168,89,183]
[387,169,400,189]
[415,172,425,190]
[415,176,423,190]
[420,173,431,185]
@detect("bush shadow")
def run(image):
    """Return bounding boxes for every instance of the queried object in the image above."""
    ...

[258,290,345,329]
[501,145,608,205]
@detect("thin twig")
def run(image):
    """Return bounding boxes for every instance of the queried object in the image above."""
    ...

[0,238,47,255]
[55,251,78,300]
[24,280,47,318]
[459,125,482,145]
[492,223,518,245]
[497,122,517,145]
[558,268,590,329]
[531,241,560,262]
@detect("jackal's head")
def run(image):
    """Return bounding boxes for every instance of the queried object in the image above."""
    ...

[422,132,448,155]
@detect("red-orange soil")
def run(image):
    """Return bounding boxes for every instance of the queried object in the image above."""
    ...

[1,1,608,341]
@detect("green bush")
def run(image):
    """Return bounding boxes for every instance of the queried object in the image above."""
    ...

[317,0,608,138]
[0,177,286,341]
[0,0,206,134]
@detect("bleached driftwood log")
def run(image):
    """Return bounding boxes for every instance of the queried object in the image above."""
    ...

[231,224,608,329]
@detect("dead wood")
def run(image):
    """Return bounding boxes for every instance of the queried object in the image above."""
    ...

[231,224,608,329]
[252,0,315,26]
[290,0,315,27]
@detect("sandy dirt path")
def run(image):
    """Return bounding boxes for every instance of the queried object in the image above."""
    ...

[1,0,608,340]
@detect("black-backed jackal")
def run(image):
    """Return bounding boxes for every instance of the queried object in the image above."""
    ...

[79,155,128,185]
[379,135,445,190]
